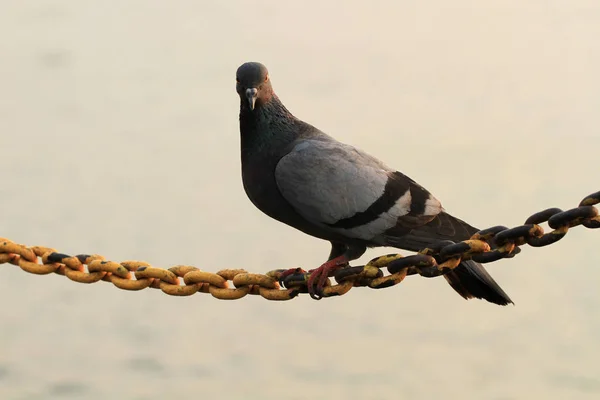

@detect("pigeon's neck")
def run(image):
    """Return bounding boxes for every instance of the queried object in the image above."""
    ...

[239,94,298,160]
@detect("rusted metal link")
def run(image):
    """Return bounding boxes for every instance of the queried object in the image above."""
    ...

[1,190,598,300]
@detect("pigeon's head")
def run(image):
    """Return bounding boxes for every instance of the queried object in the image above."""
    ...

[236,62,273,111]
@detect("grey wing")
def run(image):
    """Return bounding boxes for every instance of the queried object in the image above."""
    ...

[274,139,443,242]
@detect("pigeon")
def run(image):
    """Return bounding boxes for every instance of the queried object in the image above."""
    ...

[236,61,513,305]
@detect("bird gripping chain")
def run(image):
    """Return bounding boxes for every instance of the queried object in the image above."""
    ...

[1,191,599,301]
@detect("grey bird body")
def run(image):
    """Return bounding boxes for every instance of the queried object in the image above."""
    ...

[237,61,513,305]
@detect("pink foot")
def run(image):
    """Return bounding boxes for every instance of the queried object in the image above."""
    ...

[277,267,307,285]
[307,255,348,300]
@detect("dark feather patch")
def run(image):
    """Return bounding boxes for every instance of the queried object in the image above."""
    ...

[407,181,429,216]
[383,212,513,305]
[444,261,513,305]
[383,211,477,250]
[328,171,411,229]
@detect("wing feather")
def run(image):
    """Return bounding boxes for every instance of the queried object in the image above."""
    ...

[275,139,443,241]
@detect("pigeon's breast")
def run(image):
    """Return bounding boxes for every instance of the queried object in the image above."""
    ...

[242,154,359,244]
[241,155,298,224]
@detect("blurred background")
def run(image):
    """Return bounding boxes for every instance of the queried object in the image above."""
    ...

[1,1,599,399]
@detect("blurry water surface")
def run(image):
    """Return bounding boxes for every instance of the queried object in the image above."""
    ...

[1,1,599,399]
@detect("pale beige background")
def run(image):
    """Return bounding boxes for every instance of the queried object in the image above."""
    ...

[1,1,599,399]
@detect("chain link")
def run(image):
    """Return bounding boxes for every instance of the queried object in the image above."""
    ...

[1,191,598,300]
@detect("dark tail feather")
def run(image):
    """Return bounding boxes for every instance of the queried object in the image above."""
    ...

[382,210,514,305]
[444,260,513,306]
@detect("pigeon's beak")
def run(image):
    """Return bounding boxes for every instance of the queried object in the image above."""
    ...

[246,88,258,111]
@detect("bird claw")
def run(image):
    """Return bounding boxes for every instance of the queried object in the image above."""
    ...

[277,267,307,287]
[278,257,348,299]
[306,255,349,300]
[309,287,324,300]
[306,268,329,300]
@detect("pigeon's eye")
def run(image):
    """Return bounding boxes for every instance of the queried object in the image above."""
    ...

[236,78,240,83]
[264,75,269,82]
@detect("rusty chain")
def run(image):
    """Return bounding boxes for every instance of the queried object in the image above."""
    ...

[1,191,598,300]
